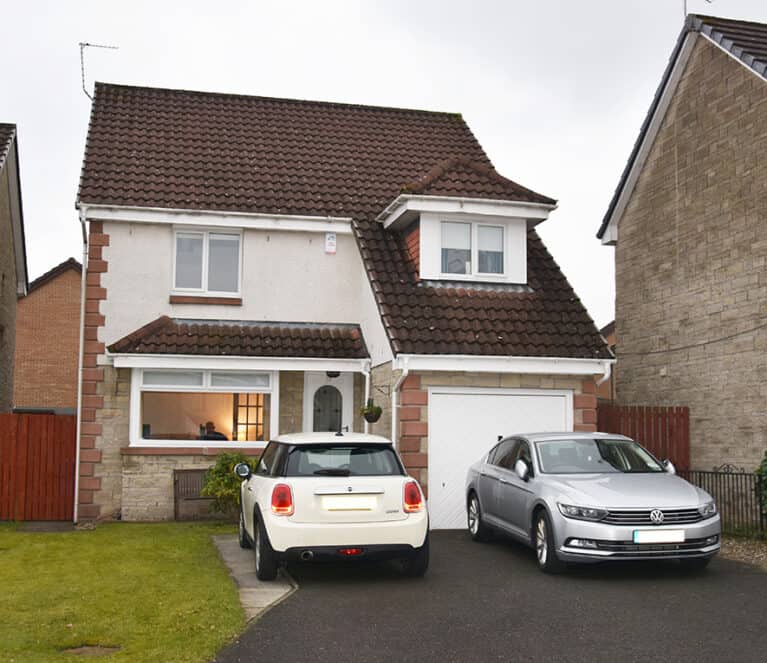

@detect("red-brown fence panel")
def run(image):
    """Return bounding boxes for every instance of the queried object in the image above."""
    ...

[597,405,690,469]
[0,413,76,521]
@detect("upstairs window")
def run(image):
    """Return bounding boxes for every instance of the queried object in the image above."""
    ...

[174,230,241,294]
[441,221,505,277]
[441,222,472,274]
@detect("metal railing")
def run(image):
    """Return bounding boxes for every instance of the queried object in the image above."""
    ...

[679,465,765,537]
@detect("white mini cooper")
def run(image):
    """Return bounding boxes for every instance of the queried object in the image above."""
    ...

[235,432,429,580]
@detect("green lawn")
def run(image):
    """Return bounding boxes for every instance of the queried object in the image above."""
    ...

[0,522,244,663]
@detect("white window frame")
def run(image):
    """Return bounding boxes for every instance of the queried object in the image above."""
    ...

[440,220,506,279]
[172,228,243,296]
[129,368,279,448]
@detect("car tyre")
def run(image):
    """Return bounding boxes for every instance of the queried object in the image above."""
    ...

[254,514,279,581]
[238,510,251,549]
[679,557,711,573]
[402,534,429,577]
[534,510,565,574]
[467,492,492,542]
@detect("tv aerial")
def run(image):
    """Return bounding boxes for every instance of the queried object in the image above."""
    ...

[79,42,119,100]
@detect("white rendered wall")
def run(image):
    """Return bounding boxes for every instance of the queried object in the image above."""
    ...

[99,221,391,364]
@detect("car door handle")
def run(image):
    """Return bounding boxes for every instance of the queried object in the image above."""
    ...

[499,478,512,485]
[247,486,254,492]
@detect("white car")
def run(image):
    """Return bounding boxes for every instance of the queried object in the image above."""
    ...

[235,432,429,580]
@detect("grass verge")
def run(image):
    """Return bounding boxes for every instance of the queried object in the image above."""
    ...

[0,522,243,662]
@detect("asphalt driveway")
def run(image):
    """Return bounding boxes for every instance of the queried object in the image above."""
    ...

[214,531,767,663]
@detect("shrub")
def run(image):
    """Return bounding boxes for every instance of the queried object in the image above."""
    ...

[200,452,258,515]
[756,450,767,515]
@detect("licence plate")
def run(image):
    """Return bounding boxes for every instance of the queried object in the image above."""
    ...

[633,529,685,544]
[322,495,377,511]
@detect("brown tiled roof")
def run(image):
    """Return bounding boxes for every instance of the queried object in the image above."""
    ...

[108,317,369,359]
[81,83,609,360]
[27,258,81,294]
[692,14,767,76]
[402,158,555,205]
[0,123,16,172]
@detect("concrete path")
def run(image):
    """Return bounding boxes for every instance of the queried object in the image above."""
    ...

[213,535,295,622]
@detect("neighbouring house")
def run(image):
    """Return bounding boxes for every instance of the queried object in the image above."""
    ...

[0,124,28,412]
[596,321,616,403]
[13,258,81,413]
[597,14,767,470]
[76,83,611,525]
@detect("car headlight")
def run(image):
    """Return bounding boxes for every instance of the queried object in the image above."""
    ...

[698,501,717,518]
[557,503,608,521]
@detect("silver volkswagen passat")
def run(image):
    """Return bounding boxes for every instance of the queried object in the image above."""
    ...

[465,432,720,573]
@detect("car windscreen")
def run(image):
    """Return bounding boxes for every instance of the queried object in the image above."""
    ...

[536,438,664,474]
[284,444,404,477]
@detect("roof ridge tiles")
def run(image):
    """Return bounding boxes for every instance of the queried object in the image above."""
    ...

[93,82,464,118]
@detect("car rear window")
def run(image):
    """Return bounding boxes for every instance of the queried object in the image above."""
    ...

[284,444,404,477]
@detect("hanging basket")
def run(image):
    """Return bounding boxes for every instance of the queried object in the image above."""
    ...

[360,398,382,424]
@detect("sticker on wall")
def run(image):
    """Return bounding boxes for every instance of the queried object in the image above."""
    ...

[325,232,337,255]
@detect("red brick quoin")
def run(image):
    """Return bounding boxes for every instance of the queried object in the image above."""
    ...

[398,374,428,495]
[78,221,109,520]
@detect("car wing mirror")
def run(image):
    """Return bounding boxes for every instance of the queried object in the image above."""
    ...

[234,462,252,480]
[514,459,530,482]
[663,459,676,475]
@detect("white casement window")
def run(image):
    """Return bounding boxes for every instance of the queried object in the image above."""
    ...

[441,221,505,277]
[173,230,241,294]
[131,369,277,447]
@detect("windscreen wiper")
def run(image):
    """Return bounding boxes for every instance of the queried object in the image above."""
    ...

[313,468,351,476]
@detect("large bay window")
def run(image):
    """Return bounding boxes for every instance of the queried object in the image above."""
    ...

[174,230,241,294]
[133,369,275,446]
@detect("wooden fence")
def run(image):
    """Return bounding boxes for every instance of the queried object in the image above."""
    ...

[597,405,690,469]
[0,413,77,521]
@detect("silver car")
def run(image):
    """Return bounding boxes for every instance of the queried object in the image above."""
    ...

[465,432,721,573]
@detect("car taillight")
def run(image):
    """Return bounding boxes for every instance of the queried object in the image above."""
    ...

[403,480,423,513]
[271,483,294,516]
[338,548,363,556]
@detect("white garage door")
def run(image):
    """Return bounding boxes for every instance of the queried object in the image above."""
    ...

[427,387,573,530]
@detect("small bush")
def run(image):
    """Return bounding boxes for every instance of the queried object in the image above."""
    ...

[200,452,258,515]
[756,450,767,515]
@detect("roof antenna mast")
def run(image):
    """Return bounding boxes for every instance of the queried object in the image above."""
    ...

[79,42,119,100]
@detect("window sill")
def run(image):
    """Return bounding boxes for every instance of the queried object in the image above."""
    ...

[122,445,264,456]
[169,295,242,306]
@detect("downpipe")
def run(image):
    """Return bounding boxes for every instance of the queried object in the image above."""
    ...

[390,356,409,452]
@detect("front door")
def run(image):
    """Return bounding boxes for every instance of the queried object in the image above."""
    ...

[313,385,342,431]
[303,372,354,433]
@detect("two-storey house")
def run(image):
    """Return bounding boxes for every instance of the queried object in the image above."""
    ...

[598,14,767,470]
[76,83,611,526]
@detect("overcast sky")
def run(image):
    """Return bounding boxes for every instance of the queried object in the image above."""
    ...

[2,0,766,328]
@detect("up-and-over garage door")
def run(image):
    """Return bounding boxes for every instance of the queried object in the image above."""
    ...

[427,388,573,530]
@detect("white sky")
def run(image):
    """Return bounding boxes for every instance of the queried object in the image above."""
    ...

[2,0,766,328]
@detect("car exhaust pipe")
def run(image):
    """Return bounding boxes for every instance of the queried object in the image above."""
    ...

[300,550,314,561]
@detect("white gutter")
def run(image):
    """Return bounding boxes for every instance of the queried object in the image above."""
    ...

[73,207,88,523]
[392,353,613,376]
[82,203,354,234]
[362,359,371,434]
[390,356,409,451]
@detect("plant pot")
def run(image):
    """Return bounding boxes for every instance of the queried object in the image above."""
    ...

[363,410,382,424]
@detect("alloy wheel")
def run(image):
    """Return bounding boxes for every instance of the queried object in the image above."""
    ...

[536,517,547,564]
[468,497,479,535]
